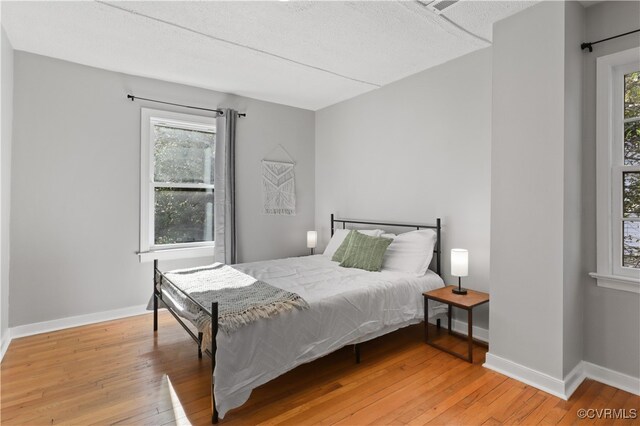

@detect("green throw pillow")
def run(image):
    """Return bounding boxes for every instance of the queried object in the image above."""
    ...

[339,231,393,272]
[331,230,356,262]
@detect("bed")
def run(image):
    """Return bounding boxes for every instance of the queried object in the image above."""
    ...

[152,215,445,423]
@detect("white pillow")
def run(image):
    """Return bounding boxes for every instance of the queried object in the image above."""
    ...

[323,228,384,258]
[381,229,437,276]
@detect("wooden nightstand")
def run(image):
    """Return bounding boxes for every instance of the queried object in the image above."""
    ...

[423,286,489,363]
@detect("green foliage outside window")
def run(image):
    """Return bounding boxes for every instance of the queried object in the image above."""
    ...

[153,125,215,245]
[623,72,640,268]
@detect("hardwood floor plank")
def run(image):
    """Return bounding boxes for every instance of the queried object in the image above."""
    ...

[457,380,532,425]
[334,360,477,425]
[268,353,461,426]
[1,312,638,425]
[424,374,508,425]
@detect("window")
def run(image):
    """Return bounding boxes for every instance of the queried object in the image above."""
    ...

[592,48,640,293]
[139,109,216,261]
[623,72,640,269]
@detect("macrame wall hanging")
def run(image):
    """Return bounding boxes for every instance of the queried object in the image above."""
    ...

[261,145,296,216]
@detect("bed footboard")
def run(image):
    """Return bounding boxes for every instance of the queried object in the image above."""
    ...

[153,260,159,332]
[211,302,219,423]
[153,260,220,424]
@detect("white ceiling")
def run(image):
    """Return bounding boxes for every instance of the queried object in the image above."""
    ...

[1,1,537,110]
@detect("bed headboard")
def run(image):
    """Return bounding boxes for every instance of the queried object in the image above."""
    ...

[330,214,442,276]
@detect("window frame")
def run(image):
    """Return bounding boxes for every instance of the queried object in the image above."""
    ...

[138,108,216,262]
[591,47,640,293]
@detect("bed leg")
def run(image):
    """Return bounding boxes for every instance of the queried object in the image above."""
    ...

[153,294,158,332]
[153,260,159,332]
[211,302,219,424]
[198,332,203,359]
[354,344,361,364]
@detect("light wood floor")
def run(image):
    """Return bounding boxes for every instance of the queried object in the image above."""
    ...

[1,312,638,425]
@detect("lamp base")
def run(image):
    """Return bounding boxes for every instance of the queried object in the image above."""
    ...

[452,287,468,295]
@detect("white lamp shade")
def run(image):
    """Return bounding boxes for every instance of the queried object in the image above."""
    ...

[451,249,468,277]
[307,231,317,249]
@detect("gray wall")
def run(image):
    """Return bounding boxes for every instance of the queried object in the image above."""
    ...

[316,48,492,330]
[489,1,566,379]
[9,52,315,327]
[582,1,640,378]
[563,0,586,378]
[1,26,14,348]
[5,1,639,382]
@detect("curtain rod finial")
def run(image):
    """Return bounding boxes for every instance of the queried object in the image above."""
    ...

[581,42,593,52]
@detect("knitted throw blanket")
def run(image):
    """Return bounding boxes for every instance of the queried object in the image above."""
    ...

[160,263,309,337]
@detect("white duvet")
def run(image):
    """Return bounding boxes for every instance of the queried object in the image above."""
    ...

[158,254,445,418]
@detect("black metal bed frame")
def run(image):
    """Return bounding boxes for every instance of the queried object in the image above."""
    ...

[152,261,219,423]
[153,214,442,424]
[331,214,442,276]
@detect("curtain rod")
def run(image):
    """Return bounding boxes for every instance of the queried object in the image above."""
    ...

[581,28,640,52]
[126,94,246,117]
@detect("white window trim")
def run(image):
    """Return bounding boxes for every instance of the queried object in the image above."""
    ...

[138,108,216,263]
[591,47,640,293]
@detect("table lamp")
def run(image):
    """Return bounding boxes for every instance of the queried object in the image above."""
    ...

[307,231,317,255]
[451,248,468,295]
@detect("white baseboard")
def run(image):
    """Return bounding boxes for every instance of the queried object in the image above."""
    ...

[564,361,587,399]
[451,318,489,343]
[484,354,640,400]
[428,316,489,343]
[1,304,149,363]
[483,352,568,399]
[0,328,12,362]
[583,361,640,396]
[8,304,149,341]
